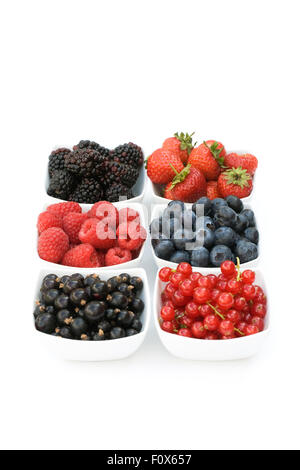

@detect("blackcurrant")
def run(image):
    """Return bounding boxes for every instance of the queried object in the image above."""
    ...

[130,276,143,292]
[93,330,106,341]
[70,288,88,306]
[118,283,135,296]
[84,301,106,323]
[131,318,142,332]
[41,277,59,291]
[70,273,84,283]
[126,328,138,337]
[107,276,122,292]
[130,298,144,315]
[120,273,131,284]
[59,275,70,285]
[60,326,73,339]
[57,309,73,326]
[43,274,58,282]
[42,289,60,306]
[83,274,99,287]
[97,320,111,333]
[117,310,135,328]
[34,303,46,318]
[35,313,56,334]
[70,317,88,338]
[107,292,128,309]
[54,294,70,310]
[105,308,119,322]
[91,280,108,300]
[110,327,126,340]
[63,278,83,295]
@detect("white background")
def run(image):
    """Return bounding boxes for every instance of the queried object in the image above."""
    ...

[0,0,299,450]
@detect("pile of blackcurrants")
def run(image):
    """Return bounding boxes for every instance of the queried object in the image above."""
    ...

[150,196,259,267]
[34,273,144,340]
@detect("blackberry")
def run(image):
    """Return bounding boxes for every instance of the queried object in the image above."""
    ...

[111,143,144,169]
[48,148,71,177]
[70,178,104,204]
[103,161,139,188]
[105,183,134,203]
[47,169,77,200]
[73,140,108,153]
[65,147,109,178]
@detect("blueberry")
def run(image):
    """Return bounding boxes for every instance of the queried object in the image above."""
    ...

[225,195,244,213]
[244,227,259,244]
[195,228,215,249]
[162,218,181,238]
[168,200,185,211]
[235,240,258,263]
[214,226,236,247]
[164,201,185,220]
[210,245,234,267]
[211,198,228,213]
[190,247,210,267]
[233,213,249,233]
[173,229,195,251]
[241,209,255,227]
[196,216,215,231]
[182,210,196,231]
[170,250,190,264]
[151,233,168,248]
[149,217,162,236]
[214,206,237,228]
[154,240,175,260]
[192,197,212,216]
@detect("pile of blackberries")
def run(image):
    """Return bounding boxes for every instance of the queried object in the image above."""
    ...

[150,196,259,267]
[34,273,144,341]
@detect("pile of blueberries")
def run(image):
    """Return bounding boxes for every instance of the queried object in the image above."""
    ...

[150,196,259,267]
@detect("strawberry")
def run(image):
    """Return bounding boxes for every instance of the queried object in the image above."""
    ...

[162,132,195,164]
[206,181,220,200]
[224,153,258,175]
[147,149,184,184]
[164,182,175,200]
[166,164,207,203]
[188,140,226,180]
[217,167,253,198]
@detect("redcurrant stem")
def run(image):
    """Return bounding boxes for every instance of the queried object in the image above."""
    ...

[236,257,241,281]
[207,302,245,336]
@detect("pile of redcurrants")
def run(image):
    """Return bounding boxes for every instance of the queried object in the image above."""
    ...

[158,260,267,340]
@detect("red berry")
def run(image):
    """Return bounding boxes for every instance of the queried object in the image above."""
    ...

[178,328,193,337]
[88,201,119,228]
[170,272,185,288]
[234,295,247,311]
[251,302,267,318]
[62,243,100,268]
[172,290,190,307]
[236,322,247,335]
[79,218,115,250]
[105,247,132,266]
[117,222,147,251]
[159,267,173,282]
[164,283,177,299]
[198,276,211,289]
[220,260,236,277]
[161,306,175,321]
[217,280,228,292]
[221,334,236,340]
[207,274,217,288]
[251,316,264,331]
[62,212,89,244]
[191,321,206,339]
[244,313,252,323]
[189,272,203,286]
[254,286,267,304]
[217,292,234,310]
[176,262,192,276]
[205,332,219,340]
[219,320,234,336]
[161,321,174,333]
[245,324,259,336]
[180,315,194,329]
[226,279,242,294]
[185,301,200,319]
[204,315,220,331]
[118,207,140,224]
[241,270,255,284]
[198,304,213,318]
[225,309,240,325]
[179,279,194,297]
[193,287,211,304]
[162,300,174,308]
[47,201,82,218]
[242,283,256,300]
[211,288,221,302]
[37,211,63,234]
[38,227,69,264]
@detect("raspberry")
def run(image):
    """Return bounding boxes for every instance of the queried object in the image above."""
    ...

[105,247,132,266]
[47,201,82,218]
[38,227,69,263]
[117,222,147,251]
[62,243,100,268]
[118,207,140,225]
[97,251,106,267]
[62,212,89,244]
[88,201,119,228]
[79,218,115,250]
[37,211,63,234]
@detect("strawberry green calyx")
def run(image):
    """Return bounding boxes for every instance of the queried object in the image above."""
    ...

[174,132,195,155]
[204,140,225,167]
[169,163,191,189]
[224,167,251,188]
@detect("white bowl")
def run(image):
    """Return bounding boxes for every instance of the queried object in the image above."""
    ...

[154,267,269,361]
[148,149,256,205]
[36,202,147,271]
[45,145,146,205]
[150,202,260,273]
[33,267,150,361]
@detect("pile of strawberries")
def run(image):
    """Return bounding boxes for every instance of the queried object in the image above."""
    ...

[147,132,258,202]
[37,201,147,267]
[158,260,267,340]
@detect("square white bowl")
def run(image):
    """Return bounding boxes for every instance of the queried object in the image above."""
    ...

[154,267,269,361]
[150,202,260,273]
[36,201,147,271]
[45,145,146,205]
[33,267,150,361]
[148,149,256,205]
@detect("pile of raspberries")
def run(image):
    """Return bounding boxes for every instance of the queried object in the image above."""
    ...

[37,201,147,267]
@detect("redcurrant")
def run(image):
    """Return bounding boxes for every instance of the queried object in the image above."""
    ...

[161,321,174,333]
[198,276,211,289]
[245,324,259,336]
[159,267,173,282]
[193,287,212,304]
[251,316,264,331]
[220,260,236,277]
[172,290,190,307]
[204,315,220,331]
[178,328,193,337]
[160,305,175,321]
[251,302,267,318]
[191,321,206,339]
[179,279,194,297]
[176,262,193,277]
[241,270,255,284]
[170,272,185,287]
[242,283,256,300]
[185,301,200,319]
[217,292,234,310]
[226,279,241,294]
[225,309,240,325]
[234,295,247,311]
